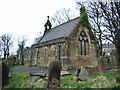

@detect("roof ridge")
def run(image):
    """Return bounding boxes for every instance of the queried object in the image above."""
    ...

[39,16,79,43]
[50,16,79,30]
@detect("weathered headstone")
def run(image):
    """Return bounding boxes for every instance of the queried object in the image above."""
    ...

[98,56,106,73]
[47,60,62,88]
[79,66,89,81]
[74,66,89,82]
[2,62,9,88]
[87,67,98,76]
[75,66,89,82]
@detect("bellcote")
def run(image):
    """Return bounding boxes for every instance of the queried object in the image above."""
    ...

[44,16,52,33]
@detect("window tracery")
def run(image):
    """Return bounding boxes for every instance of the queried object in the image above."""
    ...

[79,32,88,55]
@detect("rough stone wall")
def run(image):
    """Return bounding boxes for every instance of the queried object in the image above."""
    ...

[59,42,70,70]
[30,26,98,70]
[24,47,31,62]
[68,26,98,69]
[34,45,55,67]
[38,44,58,66]
[31,40,70,70]
[16,47,31,65]
[29,47,36,66]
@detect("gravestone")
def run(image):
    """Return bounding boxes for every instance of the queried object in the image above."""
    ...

[75,66,89,81]
[86,67,98,76]
[79,66,89,81]
[98,56,106,73]
[2,62,9,88]
[47,60,62,88]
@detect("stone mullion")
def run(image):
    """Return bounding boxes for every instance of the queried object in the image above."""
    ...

[82,40,84,55]
[84,41,86,55]
[80,41,82,55]
[86,42,88,55]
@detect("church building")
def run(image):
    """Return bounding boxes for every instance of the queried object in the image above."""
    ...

[30,8,99,70]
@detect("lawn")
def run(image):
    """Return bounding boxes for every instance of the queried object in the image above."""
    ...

[7,71,120,89]
[9,73,33,88]
[61,72,119,88]
[12,63,29,69]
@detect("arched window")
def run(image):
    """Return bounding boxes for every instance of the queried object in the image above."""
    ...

[79,32,88,55]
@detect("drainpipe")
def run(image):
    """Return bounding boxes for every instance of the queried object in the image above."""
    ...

[58,44,61,61]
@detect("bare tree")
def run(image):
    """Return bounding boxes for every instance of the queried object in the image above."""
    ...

[50,8,75,27]
[0,33,13,59]
[17,36,27,65]
[33,32,43,44]
[99,1,120,65]
[76,1,120,65]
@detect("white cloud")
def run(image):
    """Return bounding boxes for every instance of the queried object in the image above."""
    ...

[0,0,77,49]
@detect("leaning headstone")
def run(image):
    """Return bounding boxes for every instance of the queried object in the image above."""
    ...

[47,60,62,88]
[78,66,89,81]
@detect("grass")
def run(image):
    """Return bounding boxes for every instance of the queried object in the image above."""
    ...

[7,71,120,88]
[8,73,47,88]
[60,71,119,88]
[9,73,32,88]
[103,72,118,81]
[61,75,86,88]
[12,63,29,69]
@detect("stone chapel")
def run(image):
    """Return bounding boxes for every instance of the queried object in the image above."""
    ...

[30,11,99,70]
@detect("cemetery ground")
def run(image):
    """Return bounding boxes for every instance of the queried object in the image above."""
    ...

[5,64,120,89]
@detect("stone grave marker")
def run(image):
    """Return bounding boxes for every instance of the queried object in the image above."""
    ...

[2,62,9,88]
[79,66,89,81]
[30,71,47,82]
[98,56,106,73]
[47,60,62,88]
[75,66,89,81]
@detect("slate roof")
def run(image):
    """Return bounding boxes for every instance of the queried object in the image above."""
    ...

[40,17,79,43]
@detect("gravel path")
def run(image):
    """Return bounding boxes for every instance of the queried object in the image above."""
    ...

[12,67,48,74]
[12,67,76,74]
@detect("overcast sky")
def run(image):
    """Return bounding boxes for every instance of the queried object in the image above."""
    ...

[0,0,79,54]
